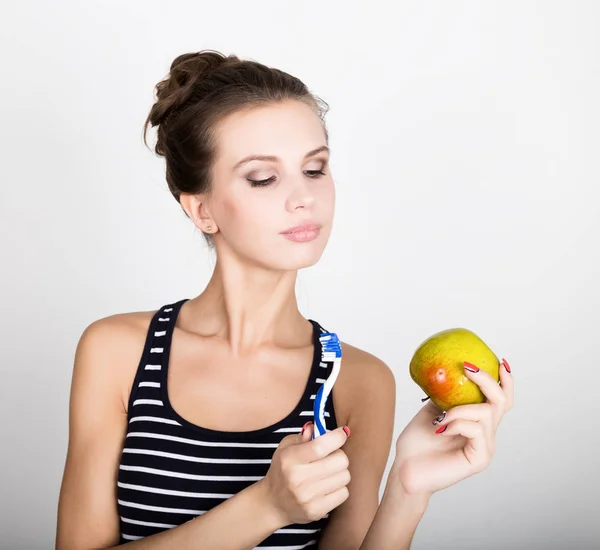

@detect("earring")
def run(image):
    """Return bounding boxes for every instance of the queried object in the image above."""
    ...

[206,226,212,232]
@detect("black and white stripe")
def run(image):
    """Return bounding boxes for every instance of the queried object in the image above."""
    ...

[117,299,338,548]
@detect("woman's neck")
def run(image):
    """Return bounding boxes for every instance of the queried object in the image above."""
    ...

[183,257,308,357]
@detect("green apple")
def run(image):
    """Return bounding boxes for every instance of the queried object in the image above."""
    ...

[409,328,500,410]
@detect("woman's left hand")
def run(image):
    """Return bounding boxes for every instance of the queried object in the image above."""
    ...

[391,358,514,497]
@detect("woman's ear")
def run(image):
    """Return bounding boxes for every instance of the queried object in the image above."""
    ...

[179,193,217,233]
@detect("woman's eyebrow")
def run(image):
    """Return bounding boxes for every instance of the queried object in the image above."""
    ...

[233,145,330,170]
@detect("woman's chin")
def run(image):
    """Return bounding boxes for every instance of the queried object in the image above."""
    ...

[269,246,325,272]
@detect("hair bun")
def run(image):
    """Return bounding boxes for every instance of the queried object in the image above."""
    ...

[147,50,236,133]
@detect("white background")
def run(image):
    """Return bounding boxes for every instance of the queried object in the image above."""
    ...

[1,1,599,548]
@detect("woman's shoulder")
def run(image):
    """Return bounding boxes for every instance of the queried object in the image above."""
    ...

[79,308,158,357]
[83,308,158,336]
[338,340,396,393]
[73,307,161,411]
[333,339,397,427]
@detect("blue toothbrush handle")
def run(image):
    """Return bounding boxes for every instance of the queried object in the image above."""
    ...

[312,385,327,439]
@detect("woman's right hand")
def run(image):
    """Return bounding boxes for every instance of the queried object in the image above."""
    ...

[262,422,351,526]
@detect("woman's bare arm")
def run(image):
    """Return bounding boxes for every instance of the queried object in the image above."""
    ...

[316,347,397,549]
[56,317,132,548]
[55,316,284,550]
[317,346,430,550]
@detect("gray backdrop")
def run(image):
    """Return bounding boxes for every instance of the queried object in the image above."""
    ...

[1,1,598,548]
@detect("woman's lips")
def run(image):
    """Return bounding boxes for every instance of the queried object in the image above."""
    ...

[281,226,321,242]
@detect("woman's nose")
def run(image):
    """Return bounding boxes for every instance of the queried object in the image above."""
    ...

[285,177,316,212]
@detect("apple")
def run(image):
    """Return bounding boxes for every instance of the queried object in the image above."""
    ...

[409,328,500,411]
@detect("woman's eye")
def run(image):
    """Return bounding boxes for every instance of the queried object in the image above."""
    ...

[247,176,276,187]
[246,169,327,188]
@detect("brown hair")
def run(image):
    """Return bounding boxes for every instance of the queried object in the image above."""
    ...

[143,50,330,247]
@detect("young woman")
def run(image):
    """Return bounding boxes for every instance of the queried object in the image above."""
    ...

[56,50,514,549]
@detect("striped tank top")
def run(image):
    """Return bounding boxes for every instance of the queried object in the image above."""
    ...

[117,298,338,548]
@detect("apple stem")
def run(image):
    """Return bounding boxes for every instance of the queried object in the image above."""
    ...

[421,396,430,402]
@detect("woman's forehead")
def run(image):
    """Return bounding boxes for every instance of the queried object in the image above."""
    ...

[214,102,326,168]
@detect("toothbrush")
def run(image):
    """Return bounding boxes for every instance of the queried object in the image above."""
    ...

[312,331,342,439]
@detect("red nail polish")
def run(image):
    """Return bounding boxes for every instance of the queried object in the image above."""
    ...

[342,426,350,438]
[502,358,511,373]
[301,421,312,434]
[435,425,448,434]
[464,361,479,373]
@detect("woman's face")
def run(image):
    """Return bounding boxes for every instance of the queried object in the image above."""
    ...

[204,99,335,271]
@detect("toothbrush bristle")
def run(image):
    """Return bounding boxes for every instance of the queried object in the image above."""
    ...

[320,332,342,357]
[313,331,342,439]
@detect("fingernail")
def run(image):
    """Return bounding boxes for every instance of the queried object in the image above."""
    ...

[342,426,350,438]
[435,424,448,434]
[432,411,447,425]
[502,358,511,373]
[464,361,479,373]
[301,421,312,434]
